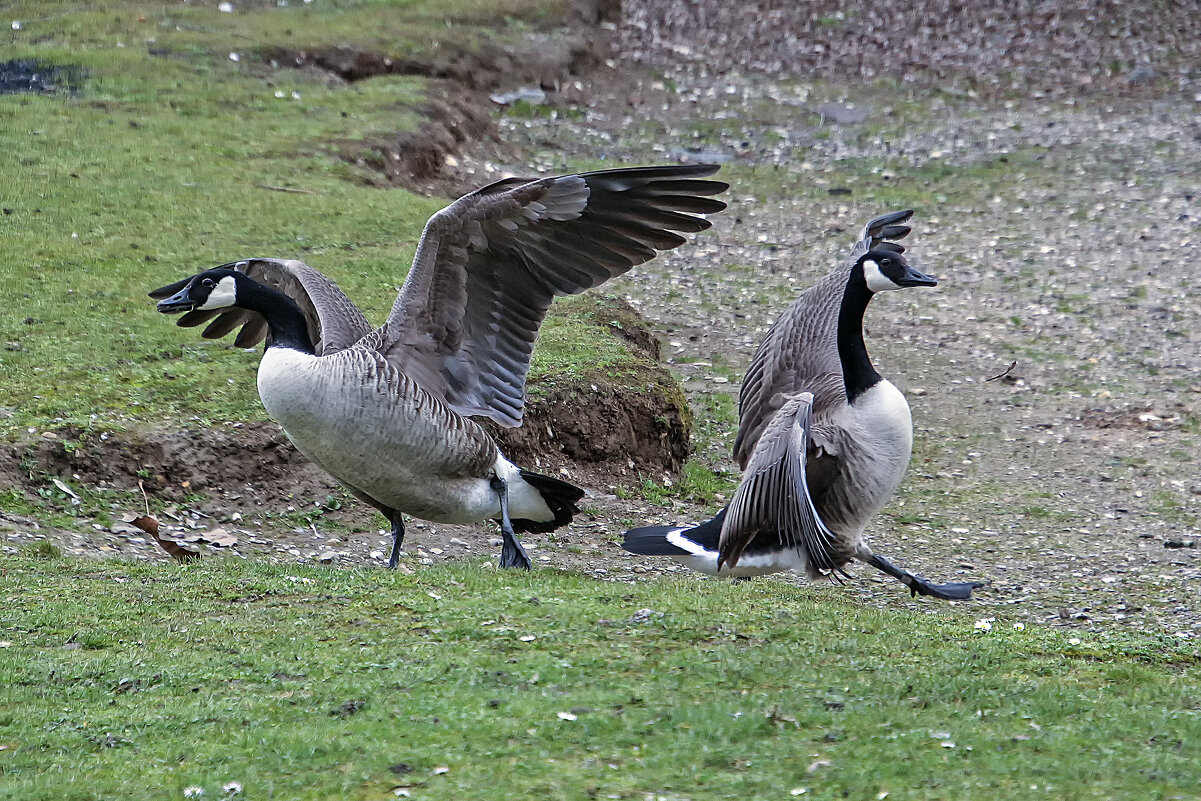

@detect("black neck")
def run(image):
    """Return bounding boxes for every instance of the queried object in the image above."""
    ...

[837,270,882,403]
[237,280,315,354]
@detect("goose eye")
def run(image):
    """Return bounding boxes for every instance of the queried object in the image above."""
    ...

[201,278,216,289]
[880,258,892,268]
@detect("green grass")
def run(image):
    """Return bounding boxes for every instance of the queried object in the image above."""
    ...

[0,0,639,440]
[2,554,1199,800]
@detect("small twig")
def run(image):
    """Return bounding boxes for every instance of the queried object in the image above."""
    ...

[985,360,1018,382]
[256,184,319,195]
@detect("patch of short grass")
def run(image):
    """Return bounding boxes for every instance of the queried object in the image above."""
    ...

[2,555,1199,800]
[0,0,651,442]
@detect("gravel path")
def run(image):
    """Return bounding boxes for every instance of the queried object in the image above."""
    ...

[476,1,1201,635]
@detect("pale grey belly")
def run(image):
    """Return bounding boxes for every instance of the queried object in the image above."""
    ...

[258,357,498,522]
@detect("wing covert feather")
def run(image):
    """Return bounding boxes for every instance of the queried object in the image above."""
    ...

[381,165,728,426]
[719,393,843,574]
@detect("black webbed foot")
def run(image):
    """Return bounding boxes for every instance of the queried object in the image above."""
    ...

[865,553,984,601]
[906,577,985,601]
[491,475,532,571]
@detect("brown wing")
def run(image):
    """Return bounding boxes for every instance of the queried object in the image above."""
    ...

[375,165,728,427]
[731,210,914,467]
[148,258,372,356]
[719,392,844,574]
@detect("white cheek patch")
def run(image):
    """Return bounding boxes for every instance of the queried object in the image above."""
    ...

[198,275,238,309]
[862,259,900,293]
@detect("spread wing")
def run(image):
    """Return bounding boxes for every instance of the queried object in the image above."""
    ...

[148,258,372,356]
[731,210,913,467]
[374,165,728,427]
[718,392,844,574]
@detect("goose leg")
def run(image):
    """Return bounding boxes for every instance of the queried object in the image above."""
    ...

[385,510,405,570]
[864,553,984,600]
[490,476,532,571]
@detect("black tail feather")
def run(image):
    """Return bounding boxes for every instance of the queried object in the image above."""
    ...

[621,509,726,555]
[622,525,691,556]
[510,469,584,534]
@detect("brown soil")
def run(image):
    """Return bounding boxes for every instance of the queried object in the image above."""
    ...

[261,5,610,197]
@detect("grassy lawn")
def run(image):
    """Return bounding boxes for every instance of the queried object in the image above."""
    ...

[0,0,601,440]
[2,551,1199,800]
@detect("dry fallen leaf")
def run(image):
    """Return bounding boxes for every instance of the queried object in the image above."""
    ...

[204,528,237,547]
[123,513,200,563]
[767,705,799,728]
[51,477,80,505]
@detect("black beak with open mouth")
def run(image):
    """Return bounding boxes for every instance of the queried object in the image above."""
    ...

[898,264,938,288]
[149,277,195,314]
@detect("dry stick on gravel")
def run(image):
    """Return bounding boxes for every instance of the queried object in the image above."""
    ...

[985,361,1018,382]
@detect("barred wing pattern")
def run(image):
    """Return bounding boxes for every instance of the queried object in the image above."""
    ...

[377,165,728,427]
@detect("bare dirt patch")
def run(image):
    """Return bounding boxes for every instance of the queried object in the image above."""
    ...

[261,13,609,196]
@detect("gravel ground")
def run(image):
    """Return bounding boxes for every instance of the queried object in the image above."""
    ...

[474,1,1201,634]
[10,2,1199,636]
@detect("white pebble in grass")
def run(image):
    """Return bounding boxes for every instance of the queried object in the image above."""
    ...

[519,635,536,642]
[228,52,240,62]
[557,711,578,721]
[218,2,234,11]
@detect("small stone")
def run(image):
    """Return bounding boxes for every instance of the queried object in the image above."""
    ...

[1126,64,1159,85]
[317,550,337,563]
[815,102,868,124]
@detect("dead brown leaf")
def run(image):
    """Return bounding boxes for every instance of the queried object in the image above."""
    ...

[122,513,200,563]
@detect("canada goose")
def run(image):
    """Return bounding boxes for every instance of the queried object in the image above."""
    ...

[150,165,727,569]
[622,210,983,599]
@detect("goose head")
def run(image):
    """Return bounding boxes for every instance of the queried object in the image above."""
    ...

[855,249,937,294]
[154,268,244,314]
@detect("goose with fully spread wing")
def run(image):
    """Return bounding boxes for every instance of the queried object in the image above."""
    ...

[622,210,984,599]
[150,165,727,569]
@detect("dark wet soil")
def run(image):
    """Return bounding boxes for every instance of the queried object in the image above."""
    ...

[0,59,82,95]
